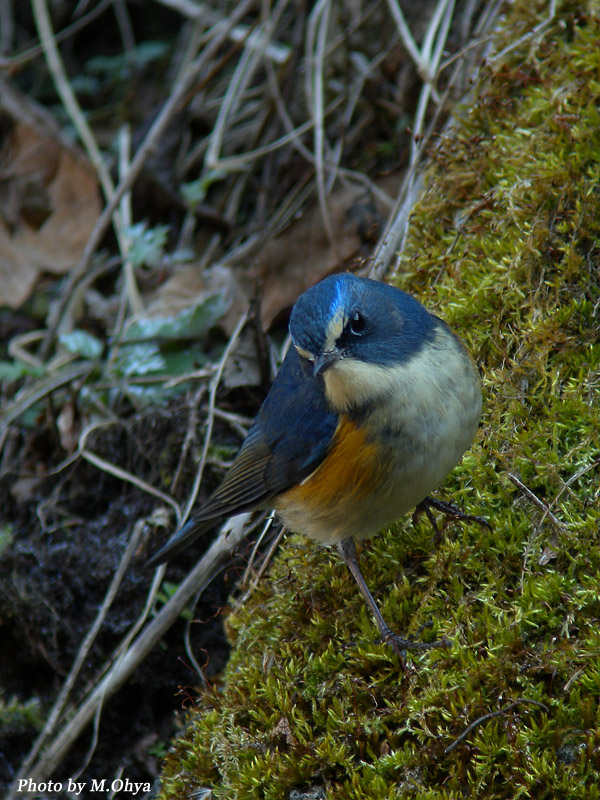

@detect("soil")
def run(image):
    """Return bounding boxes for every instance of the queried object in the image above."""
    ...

[0,396,258,797]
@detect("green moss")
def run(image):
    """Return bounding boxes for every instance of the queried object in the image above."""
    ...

[0,693,43,734]
[157,3,600,798]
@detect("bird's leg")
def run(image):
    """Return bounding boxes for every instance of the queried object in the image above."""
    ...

[337,537,449,661]
[413,496,492,535]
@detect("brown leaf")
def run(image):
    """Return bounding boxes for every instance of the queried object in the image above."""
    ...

[57,401,79,454]
[0,121,101,309]
[255,174,402,327]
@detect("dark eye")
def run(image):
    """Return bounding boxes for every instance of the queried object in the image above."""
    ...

[349,311,366,335]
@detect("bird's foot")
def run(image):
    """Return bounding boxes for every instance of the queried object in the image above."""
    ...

[380,623,451,663]
[413,496,492,536]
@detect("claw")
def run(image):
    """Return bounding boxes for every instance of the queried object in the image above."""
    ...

[384,629,450,656]
[415,496,491,534]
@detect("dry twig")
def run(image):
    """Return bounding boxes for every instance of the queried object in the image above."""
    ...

[444,698,549,754]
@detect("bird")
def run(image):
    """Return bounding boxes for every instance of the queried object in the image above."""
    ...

[147,272,484,658]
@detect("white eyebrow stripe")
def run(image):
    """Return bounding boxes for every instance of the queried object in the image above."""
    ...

[324,305,345,353]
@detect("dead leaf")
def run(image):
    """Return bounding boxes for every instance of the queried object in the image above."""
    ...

[254,173,402,327]
[145,174,402,344]
[271,716,296,747]
[57,401,79,454]
[0,119,101,309]
[146,262,250,336]
[538,547,558,566]
[222,328,262,388]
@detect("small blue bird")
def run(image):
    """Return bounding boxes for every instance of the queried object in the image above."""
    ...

[148,273,483,656]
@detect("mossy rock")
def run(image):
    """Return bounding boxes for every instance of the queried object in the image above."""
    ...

[157,3,600,798]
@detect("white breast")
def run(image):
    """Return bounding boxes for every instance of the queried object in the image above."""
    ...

[311,325,482,542]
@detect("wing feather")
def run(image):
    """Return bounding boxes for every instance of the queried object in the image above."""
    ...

[147,346,338,565]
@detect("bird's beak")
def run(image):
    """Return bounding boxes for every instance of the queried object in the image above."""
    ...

[313,349,340,376]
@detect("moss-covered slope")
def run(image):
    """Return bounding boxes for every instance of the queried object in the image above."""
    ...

[157,3,600,798]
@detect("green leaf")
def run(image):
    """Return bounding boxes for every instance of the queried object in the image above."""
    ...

[125,222,170,268]
[59,330,103,359]
[123,289,230,342]
[0,524,13,556]
[108,291,229,406]
[180,169,228,207]
[0,361,28,381]
[117,343,166,377]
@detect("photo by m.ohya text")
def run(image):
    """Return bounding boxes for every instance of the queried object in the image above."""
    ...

[15,778,151,796]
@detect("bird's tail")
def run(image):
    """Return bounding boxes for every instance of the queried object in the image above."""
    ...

[145,516,220,568]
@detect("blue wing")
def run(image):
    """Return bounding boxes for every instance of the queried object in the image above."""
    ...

[147,346,338,566]
[198,344,338,517]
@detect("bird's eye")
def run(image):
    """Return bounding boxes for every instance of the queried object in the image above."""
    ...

[349,311,366,335]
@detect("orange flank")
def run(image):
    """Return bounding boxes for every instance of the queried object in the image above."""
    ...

[283,416,383,512]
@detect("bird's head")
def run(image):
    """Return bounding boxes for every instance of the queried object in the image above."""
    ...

[289,273,440,412]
